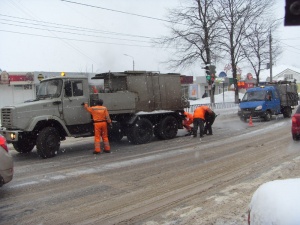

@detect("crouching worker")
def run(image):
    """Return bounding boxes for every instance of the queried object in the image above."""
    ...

[193,105,212,138]
[84,99,112,154]
[183,111,194,136]
[204,109,216,135]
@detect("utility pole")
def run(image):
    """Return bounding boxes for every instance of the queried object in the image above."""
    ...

[269,29,273,82]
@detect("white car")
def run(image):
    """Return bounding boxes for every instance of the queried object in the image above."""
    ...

[248,179,300,225]
[0,134,13,186]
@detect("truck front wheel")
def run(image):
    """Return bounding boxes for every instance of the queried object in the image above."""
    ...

[264,111,272,121]
[36,127,60,158]
[13,133,35,153]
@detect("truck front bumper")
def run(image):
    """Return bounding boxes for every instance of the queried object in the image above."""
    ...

[238,110,266,119]
[0,128,21,143]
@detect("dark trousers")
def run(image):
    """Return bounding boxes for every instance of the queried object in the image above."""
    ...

[204,118,215,135]
[193,118,205,137]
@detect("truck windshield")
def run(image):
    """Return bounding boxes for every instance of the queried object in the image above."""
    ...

[37,79,63,99]
[242,90,267,102]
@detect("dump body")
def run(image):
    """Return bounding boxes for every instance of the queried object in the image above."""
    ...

[0,71,189,158]
[238,81,298,121]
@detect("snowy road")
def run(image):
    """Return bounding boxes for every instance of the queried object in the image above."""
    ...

[1,112,299,225]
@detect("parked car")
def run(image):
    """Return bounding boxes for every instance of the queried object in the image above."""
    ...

[0,134,13,186]
[248,179,300,225]
[291,105,300,140]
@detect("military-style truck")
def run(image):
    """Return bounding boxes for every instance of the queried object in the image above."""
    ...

[238,81,298,122]
[0,71,189,158]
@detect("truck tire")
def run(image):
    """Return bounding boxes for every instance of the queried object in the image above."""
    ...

[127,118,153,144]
[156,116,178,140]
[36,127,60,158]
[283,107,292,118]
[239,117,247,122]
[12,133,35,153]
[264,111,272,121]
[108,121,123,142]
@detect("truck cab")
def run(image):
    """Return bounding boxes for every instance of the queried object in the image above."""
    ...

[238,86,280,121]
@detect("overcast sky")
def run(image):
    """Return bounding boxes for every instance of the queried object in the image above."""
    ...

[0,0,299,77]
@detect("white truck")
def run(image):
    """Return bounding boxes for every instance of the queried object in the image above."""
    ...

[0,71,189,158]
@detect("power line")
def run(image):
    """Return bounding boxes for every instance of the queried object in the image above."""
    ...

[0,29,154,47]
[61,0,173,24]
[0,21,152,43]
[4,1,99,64]
[0,14,158,39]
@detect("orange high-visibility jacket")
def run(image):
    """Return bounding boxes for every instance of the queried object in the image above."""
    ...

[193,105,211,120]
[184,111,193,122]
[84,104,112,123]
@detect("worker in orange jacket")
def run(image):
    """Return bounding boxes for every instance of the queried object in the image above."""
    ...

[183,111,193,135]
[193,105,212,138]
[84,99,112,154]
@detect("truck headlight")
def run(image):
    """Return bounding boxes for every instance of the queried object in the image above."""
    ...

[255,105,262,110]
[10,133,16,140]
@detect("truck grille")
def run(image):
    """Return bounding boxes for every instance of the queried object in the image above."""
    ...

[242,108,254,113]
[1,108,13,127]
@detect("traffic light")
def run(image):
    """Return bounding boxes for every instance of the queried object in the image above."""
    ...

[204,66,211,81]
[209,65,216,75]
[285,0,300,26]
[203,65,211,82]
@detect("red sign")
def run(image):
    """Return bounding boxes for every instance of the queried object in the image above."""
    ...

[180,76,193,84]
[9,73,34,85]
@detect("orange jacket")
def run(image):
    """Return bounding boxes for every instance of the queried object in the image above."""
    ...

[193,106,211,120]
[84,104,111,123]
[184,111,193,122]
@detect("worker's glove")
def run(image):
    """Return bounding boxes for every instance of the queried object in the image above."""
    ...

[81,102,85,106]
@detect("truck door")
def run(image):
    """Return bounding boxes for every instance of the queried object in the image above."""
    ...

[62,80,91,125]
[268,90,280,113]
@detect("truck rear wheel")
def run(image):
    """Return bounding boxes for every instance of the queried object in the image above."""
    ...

[127,118,153,144]
[156,116,178,140]
[36,127,60,158]
[13,133,35,153]
[283,107,292,118]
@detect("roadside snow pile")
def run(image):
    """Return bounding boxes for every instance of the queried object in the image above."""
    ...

[249,178,300,225]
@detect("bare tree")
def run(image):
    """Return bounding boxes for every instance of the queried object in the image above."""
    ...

[242,20,282,85]
[156,0,223,103]
[217,0,275,103]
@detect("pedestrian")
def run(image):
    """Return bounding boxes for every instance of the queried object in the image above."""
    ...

[83,99,112,154]
[183,111,193,135]
[202,91,208,98]
[193,105,212,138]
[204,109,216,135]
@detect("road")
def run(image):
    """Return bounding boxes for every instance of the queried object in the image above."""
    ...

[1,112,300,225]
